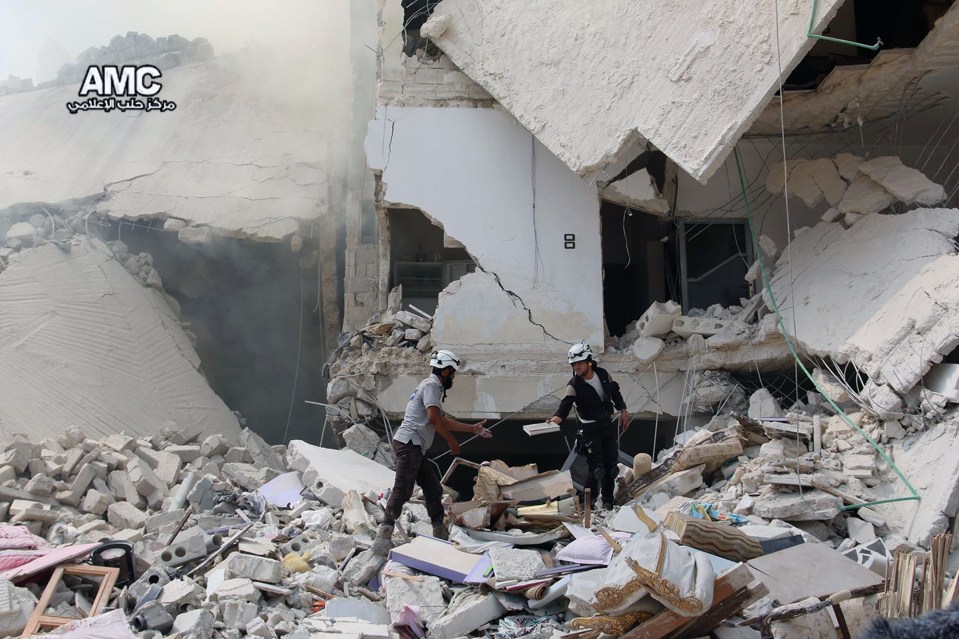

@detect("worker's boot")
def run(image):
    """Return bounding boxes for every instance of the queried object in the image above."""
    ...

[432,521,449,541]
[371,524,394,557]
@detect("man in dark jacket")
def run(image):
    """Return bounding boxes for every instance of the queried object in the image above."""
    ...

[549,342,629,508]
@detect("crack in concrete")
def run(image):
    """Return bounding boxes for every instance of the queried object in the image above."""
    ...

[472,263,567,344]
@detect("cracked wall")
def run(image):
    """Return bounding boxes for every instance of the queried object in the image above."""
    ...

[365,105,604,353]
[421,0,843,183]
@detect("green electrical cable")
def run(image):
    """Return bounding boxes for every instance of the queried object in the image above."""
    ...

[808,0,882,51]
[733,147,920,511]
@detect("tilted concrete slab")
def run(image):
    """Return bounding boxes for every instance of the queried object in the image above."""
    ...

[422,0,843,182]
[0,240,241,441]
[0,51,330,241]
[765,208,959,398]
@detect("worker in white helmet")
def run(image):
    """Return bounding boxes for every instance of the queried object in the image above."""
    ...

[548,342,629,509]
[372,349,492,556]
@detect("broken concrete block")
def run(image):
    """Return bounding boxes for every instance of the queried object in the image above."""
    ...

[646,465,705,498]
[133,600,174,633]
[748,389,784,420]
[342,549,386,587]
[837,174,896,215]
[102,433,136,452]
[341,423,380,459]
[210,578,262,604]
[239,428,286,471]
[172,608,214,639]
[245,617,278,639]
[403,328,424,341]
[848,517,877,545]
[0,579,36,637]
[857,156,946,206]
[384,573,446,626]
[430,591,507,639]
[751,490,842,521]
[221,463,262,490]
[108,469,145,508]
[81,489,114,515]
[630,336,664,363]
[636,301,682,338]
[325,598,391,624]
[223,553,282,584]
[861,382,904,420]
[127,456,169,497]
[137,448,182,486]
[671,316,729,338]
[159,528,208,568]
[107,501,146,529]
[159,578,204,612]
[200,434,230,457]
[220,600,259,631]
[393,310,431,333]
[23,474,56,498]
[167,445,203,463]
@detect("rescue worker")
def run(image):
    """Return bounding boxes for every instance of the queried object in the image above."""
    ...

[371,349,492,556]
[548,342,629,509]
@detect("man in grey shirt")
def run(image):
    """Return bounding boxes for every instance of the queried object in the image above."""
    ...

[372,349,492,555]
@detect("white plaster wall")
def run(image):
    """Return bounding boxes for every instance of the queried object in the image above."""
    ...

[366,105,603,352]
[423,0,843,183]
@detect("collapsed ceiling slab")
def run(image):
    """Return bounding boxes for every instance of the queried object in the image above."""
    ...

[0,52,330,241]
[765,208,959,399]
[749,4,959,135]
[0,239,242,441]
[421,0,843,182]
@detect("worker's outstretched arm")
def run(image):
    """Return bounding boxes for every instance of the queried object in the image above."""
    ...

[427,406,491,455]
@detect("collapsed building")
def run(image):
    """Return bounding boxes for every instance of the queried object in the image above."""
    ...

[3,0,959,637]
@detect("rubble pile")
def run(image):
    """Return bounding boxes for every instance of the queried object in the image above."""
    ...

[1,386,957,638]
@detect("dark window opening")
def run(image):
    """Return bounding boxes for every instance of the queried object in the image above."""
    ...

[402,0,441,58]
[783,0,954,91]
[600,202,672,337]
[388,208,474,315]
[679,220,752,312]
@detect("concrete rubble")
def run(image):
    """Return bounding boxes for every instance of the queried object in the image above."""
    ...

[3,383,958,638]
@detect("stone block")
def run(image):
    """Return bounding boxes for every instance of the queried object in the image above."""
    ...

[393,310,431,333]
[167,445,203,463]
[239,428,285,471]
[81,489,114,515]
[222,463,261,490]
[171,608,214,639]
[200,434,230,457]
[107,501,146,529]
[342,423,380,459]
[159,578,203,611]
[224,447,251,463]
[108,469,145,508]
[0,448,30,474]
[103,433,136,452]
[671,316,730,338]
[342,549,386,587]
[133,600,174,632]
[0,466,15,484]
[130,565,171,602]
[383,573,446,626]
[630,336,664,363]
[0,579,36,637]
[638,300,682,337]
[211,578,262,604]
[136,448,182,486]
[128,456,169,497]
[847,517,877,545]
[749,388,785,420]
[244,617,277,639]
[23,474,56,497]
[430,591,506,639]
[222,553,282,584]
[220,600,259,631]
[751,490,842,521]
[159,528,208,568]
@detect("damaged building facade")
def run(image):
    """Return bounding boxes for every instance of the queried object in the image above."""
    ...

[330,0,959,549]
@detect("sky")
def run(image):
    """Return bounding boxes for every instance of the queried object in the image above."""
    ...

[0,0,351,82]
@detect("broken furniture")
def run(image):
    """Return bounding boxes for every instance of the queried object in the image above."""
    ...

[20,564,120,638]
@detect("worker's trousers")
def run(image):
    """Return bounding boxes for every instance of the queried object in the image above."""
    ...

[580,418,619,507]
[383,439,445,526]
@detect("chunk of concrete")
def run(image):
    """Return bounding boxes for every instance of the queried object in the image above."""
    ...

[748,389,784,420]
[210,578,262,604]
[637,301,682,338]
[177,226,215,245]
[172,608,214,639]
[383,573,446,626]
[430,591,507,639]
[288,441,395,496]
[671,316,729,338]
[630,336,664,363]
[222,553,282,584]
[0,580,36,637]
[751,490,842,521]
[848,518,877,545]
[158,528,208,568]
[393,310,431,333]
[107,501,146,529]
[342,423,381,459]
[857,156,946,206]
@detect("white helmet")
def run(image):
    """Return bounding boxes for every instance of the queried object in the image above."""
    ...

[430,349,461,371]
[567,341,593,365]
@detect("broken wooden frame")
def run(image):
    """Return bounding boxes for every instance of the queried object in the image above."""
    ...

[21,564,120,638]
[618,564,767,639]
